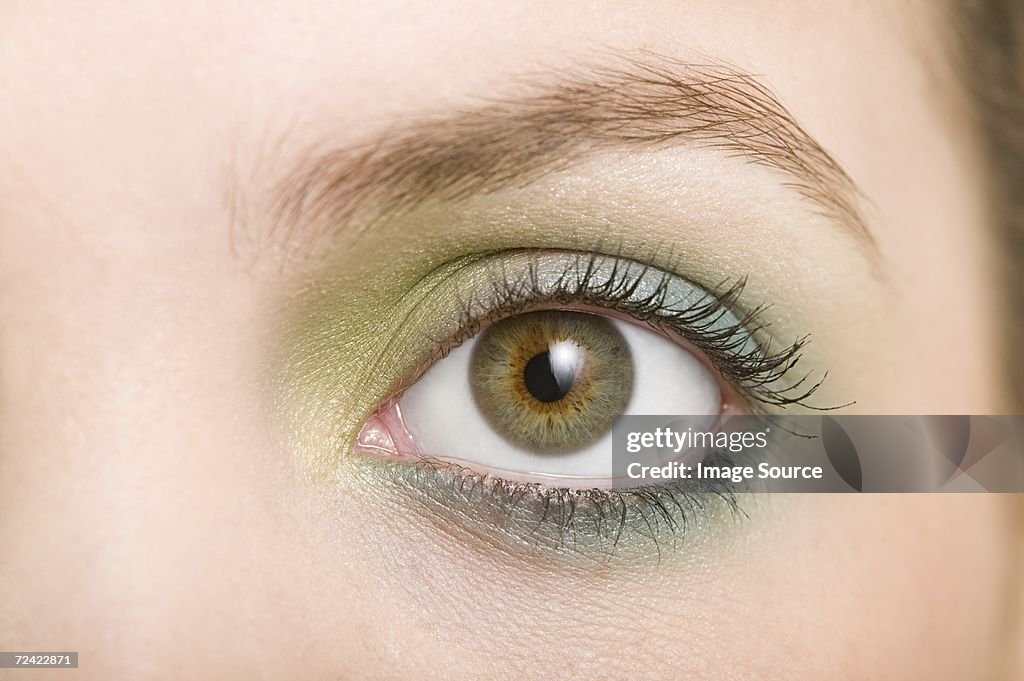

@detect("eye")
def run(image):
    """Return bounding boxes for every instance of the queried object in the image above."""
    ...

[353,251,814,486]
[345,251,829,553]
[361,308,725,482]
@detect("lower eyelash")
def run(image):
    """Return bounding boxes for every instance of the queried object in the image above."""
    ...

[446,250,827,410]
[373,454,749,562]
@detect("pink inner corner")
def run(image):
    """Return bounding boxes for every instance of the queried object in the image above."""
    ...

[355,400,419,459]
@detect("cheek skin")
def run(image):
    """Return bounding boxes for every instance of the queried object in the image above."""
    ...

[328,493,1008,680]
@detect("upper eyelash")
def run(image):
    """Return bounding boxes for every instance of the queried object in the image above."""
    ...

[442,250,827,410]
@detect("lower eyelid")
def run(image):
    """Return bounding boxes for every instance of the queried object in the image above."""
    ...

[356,452,752,563]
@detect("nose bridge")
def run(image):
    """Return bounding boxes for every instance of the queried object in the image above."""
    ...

[0,180,266,448]
[1,227,166,451]
[0,218,272,660]
[0,228,168,669]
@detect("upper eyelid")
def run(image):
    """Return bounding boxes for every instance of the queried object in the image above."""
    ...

[391,249,824,410]
[275,244,837,476]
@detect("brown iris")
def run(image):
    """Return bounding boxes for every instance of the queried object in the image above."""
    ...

[470,310,634,452]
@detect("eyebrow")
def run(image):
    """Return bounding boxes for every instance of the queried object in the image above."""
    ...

[265,54,872,256]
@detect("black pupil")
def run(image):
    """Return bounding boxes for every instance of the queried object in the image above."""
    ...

[523,351,576,403]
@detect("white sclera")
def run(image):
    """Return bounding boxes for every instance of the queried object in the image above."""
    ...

[397,318,720,479]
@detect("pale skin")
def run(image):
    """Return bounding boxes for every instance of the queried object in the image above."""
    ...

[1,1,1022,680]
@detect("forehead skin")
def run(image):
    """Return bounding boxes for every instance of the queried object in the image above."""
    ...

[0,2,1016,681]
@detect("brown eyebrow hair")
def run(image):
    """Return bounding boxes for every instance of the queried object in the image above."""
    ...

[266,54,871,256]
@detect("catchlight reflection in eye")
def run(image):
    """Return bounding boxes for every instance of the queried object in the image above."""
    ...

[357,309,725,482]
